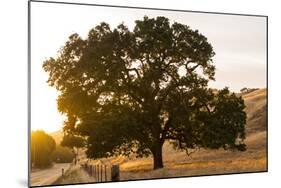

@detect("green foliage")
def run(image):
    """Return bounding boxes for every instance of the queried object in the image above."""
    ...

[61,134,85,164]
[169,88,246,152]
[43,16,247,169]
[51,145,75,163]
[31,130,56,168]
[61,134,85,149]
[203,88,246,151]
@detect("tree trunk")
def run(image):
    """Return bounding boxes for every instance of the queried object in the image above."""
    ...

[152,143,164,170]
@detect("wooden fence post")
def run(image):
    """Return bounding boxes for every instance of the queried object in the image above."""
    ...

[90,165,93,176]
[111,165,120,182]
[95,165,97,180]
[100,165,103,182]
[104,165,107,181]
[97,165,99,182]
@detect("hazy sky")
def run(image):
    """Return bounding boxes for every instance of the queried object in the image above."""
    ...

[30,2,267,132]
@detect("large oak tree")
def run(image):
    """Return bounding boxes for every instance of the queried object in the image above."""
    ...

[43,16,246,169]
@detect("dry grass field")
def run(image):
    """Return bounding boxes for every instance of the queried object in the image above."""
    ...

[52,88,267,184]
[107,88,267,180]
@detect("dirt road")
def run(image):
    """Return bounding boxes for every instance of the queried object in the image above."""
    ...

[30,163,70,186]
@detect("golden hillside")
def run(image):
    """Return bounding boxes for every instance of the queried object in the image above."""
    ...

[242,88,267,135]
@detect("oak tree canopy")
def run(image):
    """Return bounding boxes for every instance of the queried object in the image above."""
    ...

[43,16,246,169]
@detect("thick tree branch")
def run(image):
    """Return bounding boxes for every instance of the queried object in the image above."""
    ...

[204,103,211,114]
[139,59,146,74]
[185,63,200,73]
[157,81,180,111]
[127,68,141,79]
[163,135,178,140]
[160,117,172,142]
[120,72,143,105]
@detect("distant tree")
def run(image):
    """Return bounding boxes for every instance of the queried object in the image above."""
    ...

[51,145,75,163]
[43,16,247,169]
[240,87,249,93]
[240,87,259,94]
[61,134,84,164]
[31,130,56,168]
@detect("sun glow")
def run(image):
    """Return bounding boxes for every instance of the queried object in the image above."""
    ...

[30,69,66,133]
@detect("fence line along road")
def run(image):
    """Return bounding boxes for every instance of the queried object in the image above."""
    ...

[80,160,120,182]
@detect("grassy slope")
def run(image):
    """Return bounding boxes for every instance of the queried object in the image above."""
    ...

[243,89,267,135]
